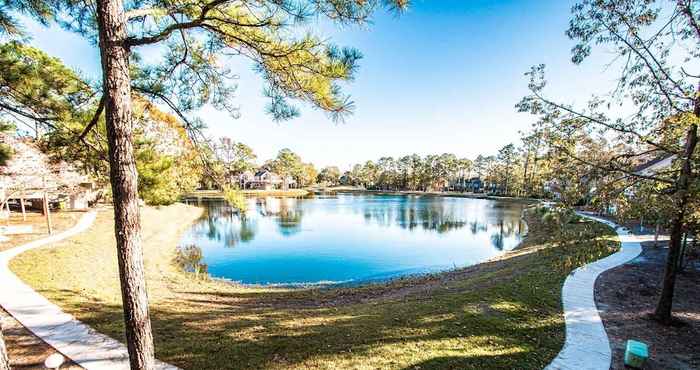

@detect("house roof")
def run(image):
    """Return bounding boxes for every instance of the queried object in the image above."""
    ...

[0,133,88,193]
[633,154,676,175]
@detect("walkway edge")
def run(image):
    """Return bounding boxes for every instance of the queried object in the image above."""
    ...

[545,213,643,370]
[0,211,180,370]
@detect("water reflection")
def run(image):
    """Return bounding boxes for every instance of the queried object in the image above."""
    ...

[180,193,528,285]
[192,203,259,248]
[255,197,304,236]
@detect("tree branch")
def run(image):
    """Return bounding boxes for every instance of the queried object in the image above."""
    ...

[78,94,105,141]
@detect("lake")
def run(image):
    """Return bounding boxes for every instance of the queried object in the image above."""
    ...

[179,193,528,286]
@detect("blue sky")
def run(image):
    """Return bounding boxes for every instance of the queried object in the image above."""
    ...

[21,0,618,170]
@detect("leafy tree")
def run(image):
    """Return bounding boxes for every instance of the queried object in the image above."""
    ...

[299,162,318,187]
[215,138,257,181]
[0,41,94,135]
[317,165,340,185]
[0,122,14,166]
[473,155,488,179]
[0,1,53,36]
[496,144,517,195]
[223,185,248,213]
[518,0,700,323]
[1,41,201,203]
[269,148,303,189]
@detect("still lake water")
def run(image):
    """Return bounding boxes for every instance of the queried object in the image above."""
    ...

[180,193,527,285]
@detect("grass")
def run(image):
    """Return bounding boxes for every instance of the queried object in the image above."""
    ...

[9,204,619,370]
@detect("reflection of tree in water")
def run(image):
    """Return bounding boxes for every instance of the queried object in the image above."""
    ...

[239,215,256,242]
[489,219,525,250]
[189,201,258,247]
[175,244,208,277]
[470,221,487,235]
[256,197,304,237]
[358,197,468,234]
[356,197,526,237]
[276,208,303,236]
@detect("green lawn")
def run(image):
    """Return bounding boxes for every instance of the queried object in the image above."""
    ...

[10,203,619,369]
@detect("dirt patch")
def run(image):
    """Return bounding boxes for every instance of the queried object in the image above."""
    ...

[595,241,700,370]
[1,308,82,369]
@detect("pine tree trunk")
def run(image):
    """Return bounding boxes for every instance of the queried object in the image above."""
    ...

[654,121,698,323]
[96,0,155,368]
[0,326,9,370]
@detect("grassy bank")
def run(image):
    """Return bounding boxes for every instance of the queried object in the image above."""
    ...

[11,204,619,369]
[186,188,311,199]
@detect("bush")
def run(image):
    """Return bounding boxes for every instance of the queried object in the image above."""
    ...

[175,244,208,279]
[223,186,248,213]
[541,211,561,228]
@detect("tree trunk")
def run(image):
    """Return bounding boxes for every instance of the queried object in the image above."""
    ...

[0,326,9,370]
[654,220,661,247]
[522,151,530,197]
[96,0,155,368]
[654,121,698,323]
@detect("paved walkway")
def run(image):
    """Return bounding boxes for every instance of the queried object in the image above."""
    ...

[0,211,179,370]
[545,213,643,370]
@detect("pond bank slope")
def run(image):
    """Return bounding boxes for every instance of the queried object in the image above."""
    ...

[11,204,619,370]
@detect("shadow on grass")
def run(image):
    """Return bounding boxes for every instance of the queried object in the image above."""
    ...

[41,267,566,369]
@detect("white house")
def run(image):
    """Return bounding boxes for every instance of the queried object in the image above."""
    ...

[236,169,296,190]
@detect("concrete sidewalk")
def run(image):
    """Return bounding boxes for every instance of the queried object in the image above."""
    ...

[0,211,179,370]
[545,213,643,370]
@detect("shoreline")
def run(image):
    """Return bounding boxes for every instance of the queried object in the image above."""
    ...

[196,205,536,291]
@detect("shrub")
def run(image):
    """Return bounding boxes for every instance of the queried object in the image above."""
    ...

[223,186,248,213]
[175,244,208,279]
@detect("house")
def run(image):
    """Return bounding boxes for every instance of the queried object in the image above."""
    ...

[448,177,470,191]
[543,180,561,200]
[232,170,254,189]
[0,133,98,215]
[467,177,483,193]
[238,169,296,190]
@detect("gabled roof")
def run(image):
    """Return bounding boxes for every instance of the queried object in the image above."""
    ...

[633,154,676,175]
[255,169,270,177]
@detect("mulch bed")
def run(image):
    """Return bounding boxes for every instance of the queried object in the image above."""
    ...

[595,241,700,370]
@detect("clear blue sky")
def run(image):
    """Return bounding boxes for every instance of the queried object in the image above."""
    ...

[21,0,618,170]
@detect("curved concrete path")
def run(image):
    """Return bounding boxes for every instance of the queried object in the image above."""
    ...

[0,211,179,370]
[545,213,643,370]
